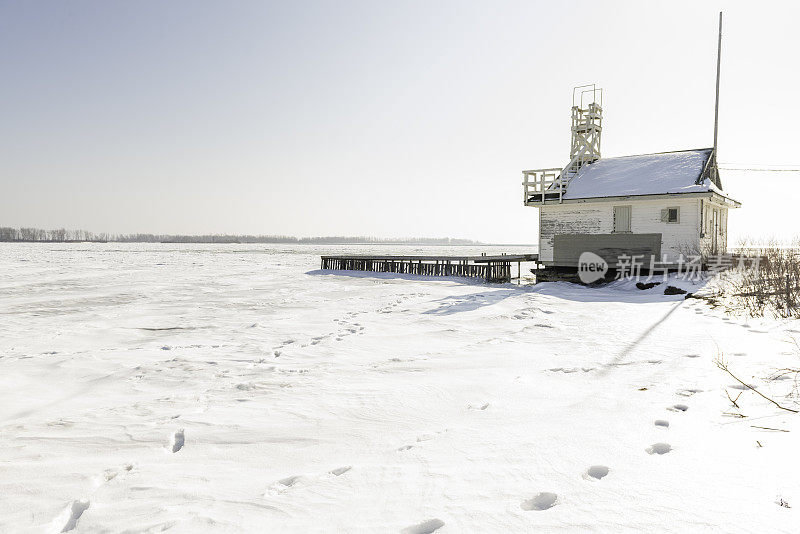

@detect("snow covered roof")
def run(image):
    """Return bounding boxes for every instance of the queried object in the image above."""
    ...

[562,148,719,200]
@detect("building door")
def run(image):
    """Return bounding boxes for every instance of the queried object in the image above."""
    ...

[721,208,728,253]
[613,205,631,233]
[711,208,719,255]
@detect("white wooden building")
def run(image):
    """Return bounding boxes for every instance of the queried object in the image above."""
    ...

[522,86,740,269]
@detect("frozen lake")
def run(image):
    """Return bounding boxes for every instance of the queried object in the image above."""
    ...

[0,243,797,532]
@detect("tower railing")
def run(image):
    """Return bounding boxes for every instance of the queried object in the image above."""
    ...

[523,86,603,205]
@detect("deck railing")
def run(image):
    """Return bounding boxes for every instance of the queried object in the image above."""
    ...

[522,168,566,204]
[523,148,599,205]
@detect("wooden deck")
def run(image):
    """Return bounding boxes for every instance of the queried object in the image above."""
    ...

[320,254,538,283]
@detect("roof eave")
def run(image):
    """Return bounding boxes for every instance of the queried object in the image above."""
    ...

[525,190,741,206]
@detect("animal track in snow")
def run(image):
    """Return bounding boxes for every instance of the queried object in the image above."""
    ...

[647,443,672,455]
[169,429,185,453]
[330,466,351,476]
[676,388,702,397]
[468,402,489,410]
[654,419,670,428]
[397,445,414,451]
[57,499,90,532]
[101,463,133,484]
[668,404,689,412]
[521,492,558,511]
[684,353,701,358]
[400,518,445,534]
[585,465,610,480]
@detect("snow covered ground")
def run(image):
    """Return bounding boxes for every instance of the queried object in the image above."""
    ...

[1,243,799,533]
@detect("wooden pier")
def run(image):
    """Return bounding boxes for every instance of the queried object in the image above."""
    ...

[320,254,538,283]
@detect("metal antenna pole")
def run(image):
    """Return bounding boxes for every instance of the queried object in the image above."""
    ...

[712,12,722,186]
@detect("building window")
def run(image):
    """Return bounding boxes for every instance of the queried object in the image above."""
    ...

[661,207,680,224]
[613,205,631,233]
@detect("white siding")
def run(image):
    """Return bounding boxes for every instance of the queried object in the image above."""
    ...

[538,197,702,263]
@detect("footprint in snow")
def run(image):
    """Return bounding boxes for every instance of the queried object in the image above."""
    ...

[667,404,689,412]
[400,518,445,534]
[521,492,558,511]
[278,475,303,487]
[169,429,184,453]
[676,388,702,397]
[330,466,351,476]
[654,419,670,428]
[397,445,414,452]
[468,403,489,410]
[584,465,610,480]
[265,475,306,496]
[647,443,672,455]
[57,499,90,532]
[549,367,579,373]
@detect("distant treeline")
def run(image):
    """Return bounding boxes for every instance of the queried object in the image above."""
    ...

[0,227,480,245]
[0,227,110,242]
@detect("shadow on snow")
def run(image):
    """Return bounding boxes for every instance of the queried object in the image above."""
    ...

[307,269,709,307]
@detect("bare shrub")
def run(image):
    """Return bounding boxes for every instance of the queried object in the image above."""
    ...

[715,354,799,413]
[720,237,800,318]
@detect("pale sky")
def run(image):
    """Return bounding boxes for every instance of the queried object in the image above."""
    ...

[1,0,797,243]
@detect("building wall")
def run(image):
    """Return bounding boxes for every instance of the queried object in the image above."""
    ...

[538,197,702,264]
